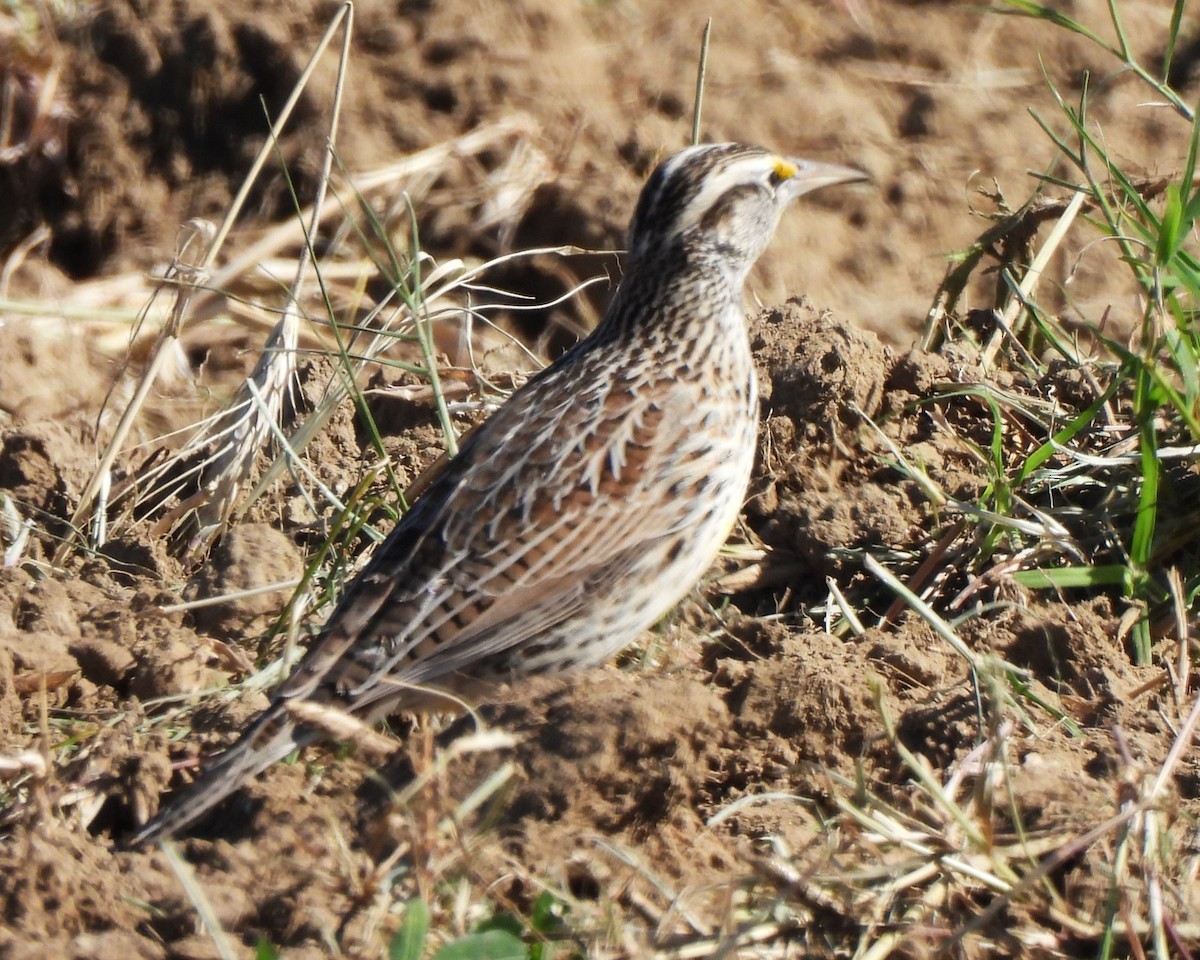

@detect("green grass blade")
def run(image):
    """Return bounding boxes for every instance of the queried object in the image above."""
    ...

[1162,0,1188,81]
[1014,373,1125,483]
[1011,565,1133,590]
[993,1,1117,54]
[1129,409,1160,664]
[433,930,526,960]
[1104,0,1131,61]
[391,900,431,960]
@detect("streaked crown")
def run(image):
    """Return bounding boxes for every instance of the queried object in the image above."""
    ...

[626,143,867,277]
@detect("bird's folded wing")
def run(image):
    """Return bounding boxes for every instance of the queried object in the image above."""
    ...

[269,337,711,710]
[336,492,665,713]
[284,381,697,711]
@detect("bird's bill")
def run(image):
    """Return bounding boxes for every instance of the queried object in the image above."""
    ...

[781,158,870,199]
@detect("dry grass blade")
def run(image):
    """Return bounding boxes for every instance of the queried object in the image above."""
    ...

[195,112,543,314]
[169,305,301,552]
[980,189,1085,369]
[864,553,980,669]
[0,492,32,567]
[285,699,398,757]
[53,7,356,559]
[155,578,301,614]
[55,221,214,563]
[161,842,239,960]
[384,729,517,812]
[136,10,358,553]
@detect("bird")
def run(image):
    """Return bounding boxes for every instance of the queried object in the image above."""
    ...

[129,142,867,845]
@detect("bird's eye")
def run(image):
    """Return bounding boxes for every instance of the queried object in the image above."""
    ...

[768,159,798,187]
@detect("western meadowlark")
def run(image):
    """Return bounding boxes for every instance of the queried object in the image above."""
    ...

[131,143,866,844]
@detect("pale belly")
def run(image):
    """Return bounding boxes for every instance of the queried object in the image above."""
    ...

[509,367,760,675]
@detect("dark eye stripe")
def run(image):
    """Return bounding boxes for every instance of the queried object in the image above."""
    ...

[699,183,761,232]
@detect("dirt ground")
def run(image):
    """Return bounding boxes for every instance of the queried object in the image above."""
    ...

[2,1,1199,957]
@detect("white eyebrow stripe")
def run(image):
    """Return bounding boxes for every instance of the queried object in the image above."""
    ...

[669,155,777,235]
[660,142,725,178]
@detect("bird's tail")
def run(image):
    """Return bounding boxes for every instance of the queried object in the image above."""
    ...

[127,702,312,847]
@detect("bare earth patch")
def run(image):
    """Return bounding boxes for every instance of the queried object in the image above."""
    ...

[2,0,1199,956]
[3,298,1195,956]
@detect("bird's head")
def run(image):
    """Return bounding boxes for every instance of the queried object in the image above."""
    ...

[626,143,867,279]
